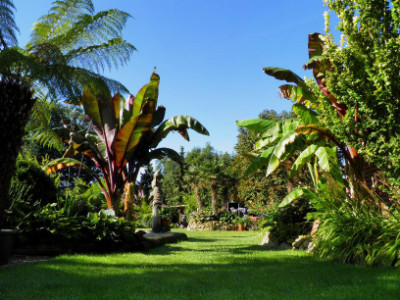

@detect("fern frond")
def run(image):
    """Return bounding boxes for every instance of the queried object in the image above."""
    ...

[0,0,19,47]
[67,37,135,72]
[28,98,65,151]
[29,0,94,46]
[49,9,131,50]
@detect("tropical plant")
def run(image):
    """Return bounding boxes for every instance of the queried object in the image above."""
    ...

[45,72,209,216]
[1,0,135,151]
[233,110,292,214]
[0,0,134,226]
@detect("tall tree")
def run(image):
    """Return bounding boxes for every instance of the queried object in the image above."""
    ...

[320,1,400,181]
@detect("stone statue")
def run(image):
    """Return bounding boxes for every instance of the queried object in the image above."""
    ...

[150,169,163,233]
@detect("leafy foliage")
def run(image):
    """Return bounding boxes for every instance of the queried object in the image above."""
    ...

[11,159,58,206]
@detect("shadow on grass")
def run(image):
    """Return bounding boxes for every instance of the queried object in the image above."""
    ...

[1,249,400,300]
[2,233,400,300]
[186,237,215,243]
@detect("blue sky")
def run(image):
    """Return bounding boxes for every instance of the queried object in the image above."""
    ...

[14,0,328,154]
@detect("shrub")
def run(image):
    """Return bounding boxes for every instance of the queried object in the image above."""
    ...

[13,202,136,248]
[11,159,57,206]
[259,198,312,243]
[312,198,400,267]
[60,178,106,217]
[135,197,152,228]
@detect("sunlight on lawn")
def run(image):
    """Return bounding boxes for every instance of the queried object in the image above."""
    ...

[1,230,400,300]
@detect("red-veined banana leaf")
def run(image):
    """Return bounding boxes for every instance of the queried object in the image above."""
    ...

[263,67,318,108]
[82,90,117,152]
[114,99,155,168]
[304,33,347,117]
[149,115,209,148]
[43,158,94,176]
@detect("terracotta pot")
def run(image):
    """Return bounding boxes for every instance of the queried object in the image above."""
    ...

[238,224,245,231]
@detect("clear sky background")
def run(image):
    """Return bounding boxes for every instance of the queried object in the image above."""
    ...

[14,0,329,154]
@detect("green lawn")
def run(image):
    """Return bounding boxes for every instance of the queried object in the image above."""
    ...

[1,230,400,300]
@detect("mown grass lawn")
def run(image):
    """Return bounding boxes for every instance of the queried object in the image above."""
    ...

[1,230,400,300]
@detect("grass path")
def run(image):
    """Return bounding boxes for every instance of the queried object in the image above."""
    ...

[1,230,400,299]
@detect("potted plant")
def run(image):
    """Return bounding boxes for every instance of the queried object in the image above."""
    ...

[237,218,247,232]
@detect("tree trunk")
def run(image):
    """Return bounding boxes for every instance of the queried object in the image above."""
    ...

[286,178,294,194]
[195,185,202,213]
[123,181,135,221]
[0,80,35,227]
[211,182,218,216]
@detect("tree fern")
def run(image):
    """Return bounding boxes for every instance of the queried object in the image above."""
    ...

[28,99,65,151]
[0,0,135,150]
[0,0,18,47]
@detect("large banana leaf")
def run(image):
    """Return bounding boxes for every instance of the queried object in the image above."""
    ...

[141,148,182,166]
[290,144,319,178]
[263,67,305,86]
[272,130,299,159]
[82,91,116,150]
[314,146,343,184]
[114,99,155,168]
[131,72,160,119]
[293,104,319,126]
[236,119,274,132]
[44,158,94,176]
[279,187,318,208]
[266,154,280,177]
[278,84,317,106]
[244,147,274,175]
[149,115,209,148]
[152,106,166,127]
[295,124,348,158]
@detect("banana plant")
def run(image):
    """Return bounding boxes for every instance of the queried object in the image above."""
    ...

[45,72,209,215]
[237,67,347,200]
